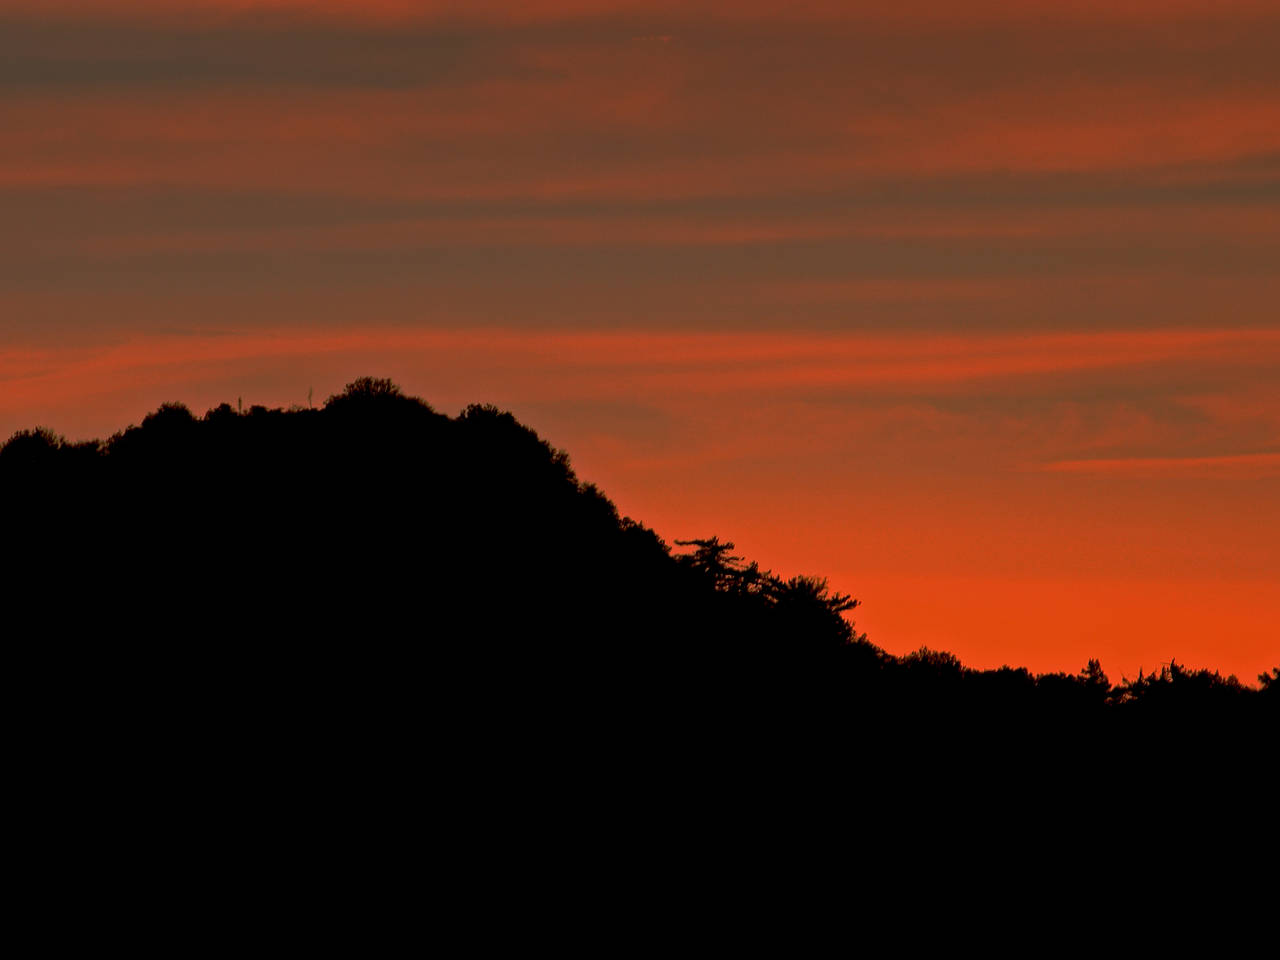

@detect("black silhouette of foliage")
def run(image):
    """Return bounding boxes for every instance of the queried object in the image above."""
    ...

[0,426,63,471]
[1110,659,1254,714]
[2,377,1273,769]
[328,376,402,401]
[7,373,1274,920]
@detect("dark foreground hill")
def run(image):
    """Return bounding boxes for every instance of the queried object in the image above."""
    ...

[4,376,1275,734]
[6,377,1276,916]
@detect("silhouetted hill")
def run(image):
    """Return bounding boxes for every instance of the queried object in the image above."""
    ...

[8,374,1277,913]
[4,378,1274,748]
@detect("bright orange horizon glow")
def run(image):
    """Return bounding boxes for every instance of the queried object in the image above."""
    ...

[2,0,1276,680]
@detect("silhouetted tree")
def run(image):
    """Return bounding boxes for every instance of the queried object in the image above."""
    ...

[0,427,63,470]
[330,376,402,402]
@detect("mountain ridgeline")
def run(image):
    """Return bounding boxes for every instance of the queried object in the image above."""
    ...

[3,377,1275,731]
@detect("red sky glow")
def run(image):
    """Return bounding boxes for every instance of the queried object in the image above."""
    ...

[2,0,1276,680]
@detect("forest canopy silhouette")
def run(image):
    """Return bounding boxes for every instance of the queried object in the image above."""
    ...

[3,377,1274,730]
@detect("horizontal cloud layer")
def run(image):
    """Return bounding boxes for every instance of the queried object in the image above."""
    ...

[2,0,1277,679]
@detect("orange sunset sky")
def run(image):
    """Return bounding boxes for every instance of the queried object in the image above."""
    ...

[2,1,1277,680]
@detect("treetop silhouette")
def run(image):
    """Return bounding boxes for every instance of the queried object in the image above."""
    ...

[1,377,1273,726]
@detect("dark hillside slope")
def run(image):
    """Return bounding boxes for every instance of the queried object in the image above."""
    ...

[3,378,1274,741]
